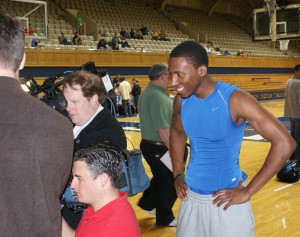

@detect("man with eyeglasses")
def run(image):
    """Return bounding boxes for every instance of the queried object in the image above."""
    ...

[137,63,185,227]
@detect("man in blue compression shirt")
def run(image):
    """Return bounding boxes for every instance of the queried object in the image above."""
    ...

[169,41,296,237]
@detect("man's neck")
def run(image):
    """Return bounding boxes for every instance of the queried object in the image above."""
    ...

[151,80,166,89]
[194,75,217,99]
[92,188,120,212]
[0,68,18,79]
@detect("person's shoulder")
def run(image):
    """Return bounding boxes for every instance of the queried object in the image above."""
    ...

[218,81,239,92]
[28,97,73,134]
[95,108,114,119]
[42,107,72,129]
[216,81,245,103]
[96,108,122,125]
[110,197,140,235]
[229,88,256,107]
[218,80,235,88]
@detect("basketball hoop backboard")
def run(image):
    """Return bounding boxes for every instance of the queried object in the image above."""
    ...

[253,3,300,41]
[9,0,48,39]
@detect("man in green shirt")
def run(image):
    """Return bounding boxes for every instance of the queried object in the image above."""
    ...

[137,63,178,227]
[75,13,83,35]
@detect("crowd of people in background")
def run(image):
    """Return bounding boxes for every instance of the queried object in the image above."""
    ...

[95,25,171,51]
[22,11,174,52]
[111,75,142,116]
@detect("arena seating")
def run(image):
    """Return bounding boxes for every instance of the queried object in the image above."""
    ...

[1,0,298,57]
[52,0,191,52]
[164,6,288,57]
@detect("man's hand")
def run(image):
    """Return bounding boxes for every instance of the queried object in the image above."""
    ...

[174,175,188,201]
[211,180,251,210]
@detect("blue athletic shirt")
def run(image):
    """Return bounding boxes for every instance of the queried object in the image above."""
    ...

[181,81,247,195]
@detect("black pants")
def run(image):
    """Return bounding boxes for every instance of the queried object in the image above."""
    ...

[133,94,140,114]
[138,140,178,226]
[121,99,132,117]
[290,118,300,161]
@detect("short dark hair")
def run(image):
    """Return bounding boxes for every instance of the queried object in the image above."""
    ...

[294,64,300,72]
[148,63,168,81]
[63,70,106,104]
[74,144,123,188]
[0,10,25,72]
[170,41,209,69]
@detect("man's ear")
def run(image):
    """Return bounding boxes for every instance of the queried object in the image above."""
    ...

[97,173,110,187]
[198,66,207,77]
[19,53,26,71]
[91,94,99,103]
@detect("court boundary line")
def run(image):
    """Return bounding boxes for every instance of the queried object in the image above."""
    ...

[273,180,300,192]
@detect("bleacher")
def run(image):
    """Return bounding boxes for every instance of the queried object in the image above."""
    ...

[1,0,298,57]
[52,0,191,52]
[164,6,288,57]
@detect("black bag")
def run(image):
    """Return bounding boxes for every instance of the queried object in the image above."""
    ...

[277,160,300,183]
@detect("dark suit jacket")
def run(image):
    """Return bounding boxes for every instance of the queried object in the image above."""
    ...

[74,107,127,152]
[0,76,74,237]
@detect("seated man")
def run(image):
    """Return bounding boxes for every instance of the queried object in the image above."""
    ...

[151,29,159,40]
[140,25,148,35]
[120,35,130,48]
[72,32,82,46]
[62,144,141,237]
[158,30,170,41]
[120,28,130,39]
[135,29,144,40]
[59,32,72,45]
[31,39,40,47]
[97,38,109,50]
[130,28,137,39]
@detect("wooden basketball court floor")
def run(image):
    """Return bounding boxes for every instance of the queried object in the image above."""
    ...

[118,99,300,237]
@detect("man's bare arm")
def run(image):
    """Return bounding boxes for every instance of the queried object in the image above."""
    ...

[170,95,188,200]
[212,90,296,209]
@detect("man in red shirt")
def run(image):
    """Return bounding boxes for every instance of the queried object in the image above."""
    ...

[62,145,141,237]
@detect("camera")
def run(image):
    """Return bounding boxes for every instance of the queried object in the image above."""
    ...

[21,72,72,120]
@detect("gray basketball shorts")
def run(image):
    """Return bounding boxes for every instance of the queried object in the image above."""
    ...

[176,189,255,237]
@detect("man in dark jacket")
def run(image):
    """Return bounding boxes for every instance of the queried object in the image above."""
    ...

[131,78,142,114]
[62,70,127,229]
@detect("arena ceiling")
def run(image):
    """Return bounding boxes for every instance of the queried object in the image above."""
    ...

[218,0,300,16]
[151,0,300,20]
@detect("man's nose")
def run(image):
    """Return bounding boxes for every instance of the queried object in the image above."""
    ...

[70,179,76,189]
[170,76,178,86]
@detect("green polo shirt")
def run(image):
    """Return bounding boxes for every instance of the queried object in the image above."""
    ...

[75,16,83,25]
[138,82,173,142]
